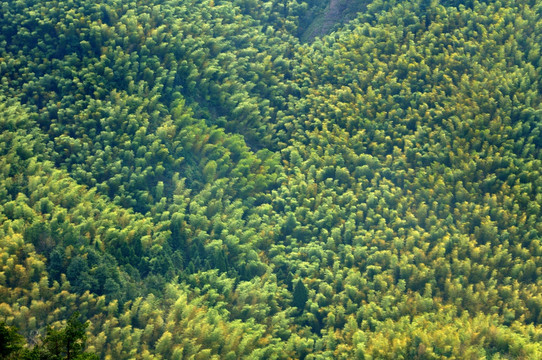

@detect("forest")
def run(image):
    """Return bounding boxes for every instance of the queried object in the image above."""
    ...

[0,0,541,358]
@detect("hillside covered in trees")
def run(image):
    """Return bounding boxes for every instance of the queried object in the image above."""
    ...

[0,0,541,358]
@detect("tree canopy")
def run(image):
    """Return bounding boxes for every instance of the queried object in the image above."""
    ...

[0,0,541,358]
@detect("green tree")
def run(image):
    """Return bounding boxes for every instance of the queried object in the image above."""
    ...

[39,312,97,360]
[292,279,309,311]
[0,322,24,359]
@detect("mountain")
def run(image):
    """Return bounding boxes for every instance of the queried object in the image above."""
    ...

[1,0,541,358]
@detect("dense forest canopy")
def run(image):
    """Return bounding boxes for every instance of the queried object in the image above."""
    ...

[0,0,541,358]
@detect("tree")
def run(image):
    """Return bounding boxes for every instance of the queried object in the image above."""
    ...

[0,315,98,360]
[39,312,98,360]
[0,322,24,359]
[292,279,309,311]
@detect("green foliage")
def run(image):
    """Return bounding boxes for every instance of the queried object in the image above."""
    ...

[1,0,542,358]
[38,312,96,360]
[0,315,97,360]
[293,279,309,310]
[0,321,24,359]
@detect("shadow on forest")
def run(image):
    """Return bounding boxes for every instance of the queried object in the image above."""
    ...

[298,0,371,42]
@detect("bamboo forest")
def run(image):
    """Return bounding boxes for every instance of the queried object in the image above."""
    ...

[0,0,541,358]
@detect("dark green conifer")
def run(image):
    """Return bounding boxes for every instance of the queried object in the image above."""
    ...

[292,279,309,310]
